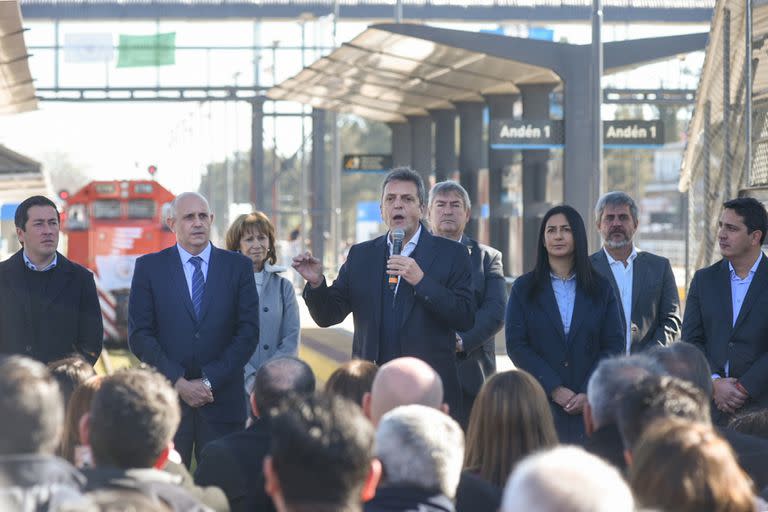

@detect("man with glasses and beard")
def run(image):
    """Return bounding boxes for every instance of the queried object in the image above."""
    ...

[590,192,681,355]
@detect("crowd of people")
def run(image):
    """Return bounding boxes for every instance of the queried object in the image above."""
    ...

[0,164,767,511]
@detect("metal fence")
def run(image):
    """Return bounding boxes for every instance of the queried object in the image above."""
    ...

[679,0,766,285]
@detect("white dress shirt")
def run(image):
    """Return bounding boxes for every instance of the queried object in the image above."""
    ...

[386,225,422,295]
[176,242,212,300]
[604,246,638,354]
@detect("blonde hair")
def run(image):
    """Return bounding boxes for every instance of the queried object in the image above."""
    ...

[630,418,755,512]
[60,375,103,465]
[225,211,277,265]
[464,370,558,487]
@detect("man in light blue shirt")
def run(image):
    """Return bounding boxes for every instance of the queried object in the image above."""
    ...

[682,197,768,422]
[129,192,260,467]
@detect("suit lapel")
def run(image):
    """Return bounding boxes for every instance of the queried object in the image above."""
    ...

[732,254,768,335]
[538,282,566,342]
[40,253,73,310]
[6,252,32,324]
[400,226,437,328]
[630,253,646,321]
[718,259,735,332]
[197,245,221,324]
[371,236,387,331]
[593,250,625,321]
[567,285,589,346]
[170,246,197,323]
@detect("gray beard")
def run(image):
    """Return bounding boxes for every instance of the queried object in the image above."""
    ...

[604,238,631,249]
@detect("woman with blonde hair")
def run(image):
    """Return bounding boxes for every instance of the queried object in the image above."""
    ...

[60,375,103,467]
[464,369,558,489]
[225,211,300,410]
[630,418,757,512]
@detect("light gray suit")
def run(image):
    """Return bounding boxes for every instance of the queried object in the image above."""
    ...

[243,265,300,397]
[590,249,681,353]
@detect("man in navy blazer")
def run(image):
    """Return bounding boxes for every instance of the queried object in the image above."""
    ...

[129,192,259,467]
[427,180,506,426]
[293,168,475,419]
[683,197,768,421]
[590,191,681,354]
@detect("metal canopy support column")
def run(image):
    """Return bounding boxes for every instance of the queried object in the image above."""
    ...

[456,101,484,240]
[519,83,555,272]
[430,108,457,182]
[311,108,327,265]
[562,49,601,250]
[408,115,433,185]
[389,122,412,168]
[485,93,518,275]
[250,97,266,211]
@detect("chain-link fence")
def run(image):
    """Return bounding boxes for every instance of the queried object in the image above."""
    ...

[679,0,760,285]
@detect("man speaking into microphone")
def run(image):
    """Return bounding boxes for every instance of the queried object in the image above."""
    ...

[293,167,475,419]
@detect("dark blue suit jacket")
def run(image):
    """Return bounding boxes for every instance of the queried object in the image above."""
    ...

[505,272,624,443]
[456,237,506,395]
[303,227,475,416]
[0,250,103,365]
[682,255,768,408]
[128,244,260,423]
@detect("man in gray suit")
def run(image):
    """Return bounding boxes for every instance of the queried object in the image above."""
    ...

[428,180,506,426]
[590,191,681,354]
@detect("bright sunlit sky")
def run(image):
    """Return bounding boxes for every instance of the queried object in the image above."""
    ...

[0,17,708,196]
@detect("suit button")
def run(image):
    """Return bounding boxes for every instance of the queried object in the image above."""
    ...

[263,307,269,312]
[563,361,569,367]
[25,345,31,353]
[729,342,734,348]
[263,344,270,350]
[194,333,200,339]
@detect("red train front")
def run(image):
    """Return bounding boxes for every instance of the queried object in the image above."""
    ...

[62,180,176,344]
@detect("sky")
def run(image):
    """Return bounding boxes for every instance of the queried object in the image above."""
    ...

[0,17,709,198]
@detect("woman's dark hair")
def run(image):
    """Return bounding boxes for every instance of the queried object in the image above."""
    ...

[530,204,598,298]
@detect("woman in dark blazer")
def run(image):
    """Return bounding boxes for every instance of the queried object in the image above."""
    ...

[506,205,624,444]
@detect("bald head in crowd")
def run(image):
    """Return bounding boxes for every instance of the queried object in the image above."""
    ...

[251,356,316,418]
[363,357,447,425]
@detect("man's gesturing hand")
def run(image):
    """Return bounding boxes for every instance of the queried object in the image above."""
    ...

[386,255,424,286]
[292,251,324,288]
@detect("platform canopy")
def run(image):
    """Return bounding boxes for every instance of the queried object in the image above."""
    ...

[268,23,709,123]
[268,24,562,123]
[0,1,37,114]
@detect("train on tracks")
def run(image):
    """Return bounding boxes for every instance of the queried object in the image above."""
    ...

[62,180,176,344]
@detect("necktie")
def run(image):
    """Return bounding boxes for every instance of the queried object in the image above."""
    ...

[190,256,205,318]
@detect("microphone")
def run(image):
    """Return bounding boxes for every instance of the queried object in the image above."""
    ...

[388,228,405,290]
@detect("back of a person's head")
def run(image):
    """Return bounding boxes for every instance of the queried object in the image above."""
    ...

[269,392,375,510]
[629,418,755,512]
[501,446,634,512]
[730,409,768,439]
[376,404,464,499]
[254,356,316,414]
[369,357,443,424]
[0,355,63,455]
[59,489,172,512]
[587,354,663,429]
[617,375,710,450]
[647,342,713,398]
[61,375,103,464]
[325,360,378,408]
[48,355,97,409]
[464,370,557,487]
[89,368,180,469]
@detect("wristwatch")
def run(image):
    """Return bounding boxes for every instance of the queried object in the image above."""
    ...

[201,375,212,391]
